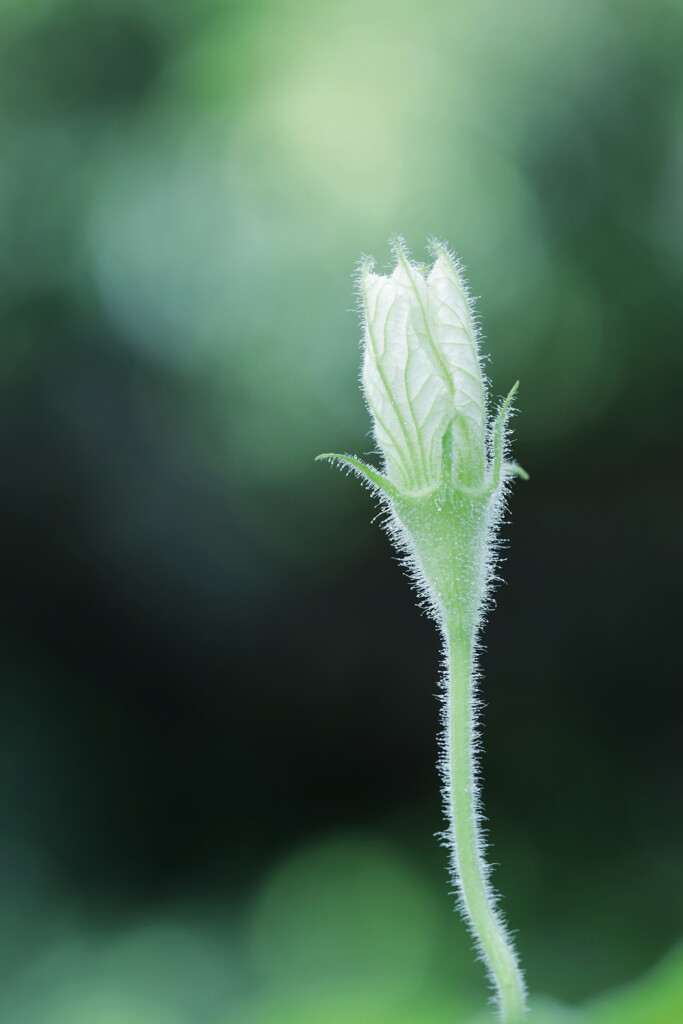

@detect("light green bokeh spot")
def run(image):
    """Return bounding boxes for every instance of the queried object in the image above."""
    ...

[248,833,442,995]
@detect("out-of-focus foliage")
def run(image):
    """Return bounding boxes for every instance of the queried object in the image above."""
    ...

[0,831,682,1021]
[0,0,681,1020]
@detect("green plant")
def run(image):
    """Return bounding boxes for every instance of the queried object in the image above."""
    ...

[318,238,528,1022]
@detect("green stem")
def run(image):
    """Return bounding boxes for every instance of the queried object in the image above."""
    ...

[444,625,526,1023]
[390,481,526,1020]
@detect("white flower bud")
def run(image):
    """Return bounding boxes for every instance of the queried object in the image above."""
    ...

[361,240,486,493]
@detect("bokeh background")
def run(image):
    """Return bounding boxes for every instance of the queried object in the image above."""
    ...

[0,0,682,1021]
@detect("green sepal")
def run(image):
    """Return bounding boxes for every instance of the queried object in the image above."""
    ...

[505,460,530,481]
[489,381,528,489]
[315,453,399,499]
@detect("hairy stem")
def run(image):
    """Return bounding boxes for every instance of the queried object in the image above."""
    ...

[444,624,526,1022]
[392,484,526,1020]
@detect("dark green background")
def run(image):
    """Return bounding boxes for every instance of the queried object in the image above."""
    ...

[0,0,681,1020]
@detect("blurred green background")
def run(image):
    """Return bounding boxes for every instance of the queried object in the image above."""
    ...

[0,0,682,1021]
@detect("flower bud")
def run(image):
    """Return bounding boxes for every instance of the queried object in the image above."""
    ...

[361,240,486,493]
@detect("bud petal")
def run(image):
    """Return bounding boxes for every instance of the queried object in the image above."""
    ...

[427,249,486,447]
[362,262,449,493]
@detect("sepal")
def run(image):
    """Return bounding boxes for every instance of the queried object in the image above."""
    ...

[488,381,528,490]
[315,453,398,499]
[504,461,529,481]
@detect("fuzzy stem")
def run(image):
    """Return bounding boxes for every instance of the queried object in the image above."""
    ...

[444,624,526,1022]
[392,483,526,1020]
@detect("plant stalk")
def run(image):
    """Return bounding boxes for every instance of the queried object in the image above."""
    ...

[444,624,526,1023]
